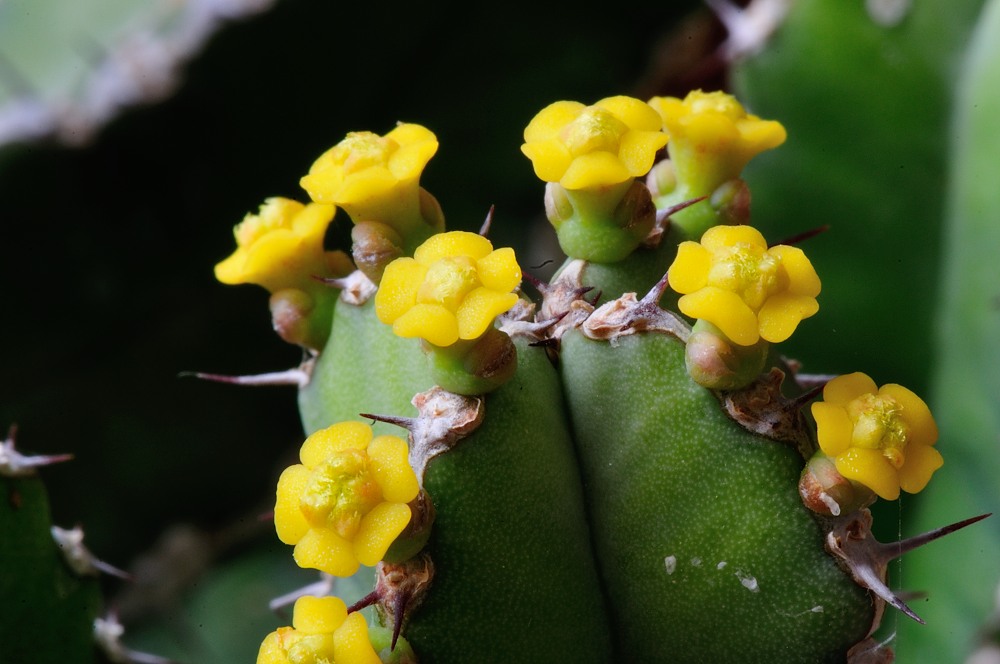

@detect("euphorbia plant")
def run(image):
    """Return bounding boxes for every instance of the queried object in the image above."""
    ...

[209,89,985,663]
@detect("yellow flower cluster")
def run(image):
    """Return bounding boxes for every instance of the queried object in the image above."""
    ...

[301,123,438,213]
[667,224,820,346]
[648,89,786,195]
[274,421,419,577]
[214,197,338,293]
[520,95,668,190]
[375,231,522,347]
[812,372,943,500]
[257,596,379,664]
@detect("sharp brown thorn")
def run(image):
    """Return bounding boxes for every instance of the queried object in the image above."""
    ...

[180,369,308,387]
[657,195,708,224]
[347,590,380,614]
[360,412,416,431]
[640,270,672,306]
[770,224,831,248]
[521,270,547,293]
[790,382,827,411]
[312,274,348,289]
[879,513,991,562]
[391,589,410,650]
[479,205,496,237]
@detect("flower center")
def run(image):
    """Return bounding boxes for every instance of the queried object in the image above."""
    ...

[300,449,382,539]
[286,634,335,664]
[685,91,745,119]
[707,243,781,310]
[335,132,398,175]
[417,256,480,310]
[560,107,628,156]
[848,393,910,469]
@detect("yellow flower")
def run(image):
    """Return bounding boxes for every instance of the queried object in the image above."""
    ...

[648,89,786,195]
[214,197,338,293]
[520,95,668,190]
[811,372,943,501]
[257,595,380,664]
[300,123,438,211]
[274,421,420,577]
[667,225,820,346]
[375,231,522,347]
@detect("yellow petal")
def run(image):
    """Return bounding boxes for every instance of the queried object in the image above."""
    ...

[291,203,337,246]
[523,100,585,142]
[678,287,759,346]
[375,258,426,325]
[275,465,311,545]
[701,224,767,253]
[385,122,437,147]
[738,117,787,153]
[823,372,878,406]
[299,167,344,205]
[333,612,381,664]
[596,95,664,131]
[618,130,669,177]
[811,403,853,457]
[667,242,711,294]
[292,596,348,634]
[333,167,397,206]
[835,448,900,501]
[769,245,821,297]
[898,443,944,494]
[477,248,522,293]
[414,231,493,265]
[392,303,459,346]
[293,528,359,577]
[520,139,574,183]
[353,502,412,566]
[214,248,251,285]
[560,151,632,189]
[879,383,939,447]
[300,421,373,467]
[757,293,819,343]
[388,138,438,181]
[456,289,519,339]
[367,435,419,503]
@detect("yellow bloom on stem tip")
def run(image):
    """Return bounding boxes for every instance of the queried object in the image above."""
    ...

[648,90,786,193]
[214,197,337,293]
[274,421,420,577]
[374,231,522,347]
[300,123,438,209]
[667,224,820,346]
[812,372,943,501]
[257,595,380,664]
[520,95,668,190]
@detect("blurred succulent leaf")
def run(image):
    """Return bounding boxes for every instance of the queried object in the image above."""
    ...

[0,475,102,664]
[895,0,1000,660]
[0,0,275,146]
[730,0,985,392]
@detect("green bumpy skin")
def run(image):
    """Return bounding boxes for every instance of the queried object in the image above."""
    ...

[378,334,613,662]
[298,294,436,437]
[559,324,874,662]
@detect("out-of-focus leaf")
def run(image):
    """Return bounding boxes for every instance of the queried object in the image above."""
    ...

[0,475,102,664]
[895,0,1000,660]
[0,0,275,146]
[730,0,984,392]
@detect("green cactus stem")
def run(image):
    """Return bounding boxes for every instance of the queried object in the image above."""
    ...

[553,282,876,662]
[365,331,613,662]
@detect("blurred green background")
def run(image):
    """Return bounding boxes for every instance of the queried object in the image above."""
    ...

[2,0,998,662]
